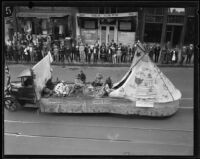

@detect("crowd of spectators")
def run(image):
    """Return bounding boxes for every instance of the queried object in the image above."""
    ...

[5,32,194,65]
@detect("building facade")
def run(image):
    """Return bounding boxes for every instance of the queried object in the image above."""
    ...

[140,7,196,48]
[76,7,138,46]
[5,7,196,47]
[77,7,196,47]
[5,7,78,42]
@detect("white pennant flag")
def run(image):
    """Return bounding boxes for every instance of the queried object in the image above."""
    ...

[32,51,53,100]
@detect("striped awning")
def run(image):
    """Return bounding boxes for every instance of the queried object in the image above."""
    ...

[16,12,69,18]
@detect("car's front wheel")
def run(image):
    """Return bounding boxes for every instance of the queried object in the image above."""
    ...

[4,96,21,112]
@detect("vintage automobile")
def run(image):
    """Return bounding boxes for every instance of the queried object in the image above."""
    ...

[4,69,37,111]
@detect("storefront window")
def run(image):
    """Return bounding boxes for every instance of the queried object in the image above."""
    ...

[168,8,185,14]
[118,17,136,32]
[80,18,98,29]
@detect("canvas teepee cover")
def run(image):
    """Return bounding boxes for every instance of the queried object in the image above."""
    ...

[109,41,181,104]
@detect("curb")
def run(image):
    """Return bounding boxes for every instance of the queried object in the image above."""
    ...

[6,61,194,68]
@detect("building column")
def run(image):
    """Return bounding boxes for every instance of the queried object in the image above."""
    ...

[135,11,139,41]
[160,8,168,48]
[140,8,145,43]
[180,8,188,47]
[116,19,118,43]
[98,19,101,44]
[75,14,80,43]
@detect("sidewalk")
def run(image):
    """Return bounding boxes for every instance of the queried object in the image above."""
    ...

[6,61,194,67]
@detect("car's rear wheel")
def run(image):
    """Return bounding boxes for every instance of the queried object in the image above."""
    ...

[4,96,21,112]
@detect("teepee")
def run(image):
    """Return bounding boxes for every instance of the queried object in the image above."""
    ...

[109,41,182,104]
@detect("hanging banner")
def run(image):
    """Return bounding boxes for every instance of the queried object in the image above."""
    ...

[77,12,138,18]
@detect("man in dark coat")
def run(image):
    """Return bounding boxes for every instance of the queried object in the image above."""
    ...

[79,70,86,84]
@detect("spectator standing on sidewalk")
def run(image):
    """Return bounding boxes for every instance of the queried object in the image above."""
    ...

[24,44,30,63]
[107,44,112,63]
[180,45,187,64]
[29,43,34,62]
[87,45,92,64]
[84,44,89,63]
[127,45,132,63]
[75,45,80,62]
[100,43,107,63]
[116,47,122,63]
[131,43,136,62]
[64,43,71,63]
[60,42,65,63]
[154,44,160,63]
[93,44,98,63]
[186,44,194,64]
[79,42,85,63]
[71,42,76,62]
[149,45,154,62]
[111,44,117,64]
[53,44,59,62]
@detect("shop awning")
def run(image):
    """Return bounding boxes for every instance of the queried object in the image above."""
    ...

[16,12,70,18]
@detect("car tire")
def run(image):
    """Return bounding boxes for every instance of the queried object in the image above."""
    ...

[4,96,21,112]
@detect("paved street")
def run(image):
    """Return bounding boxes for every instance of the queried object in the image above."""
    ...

[4,65,194,155]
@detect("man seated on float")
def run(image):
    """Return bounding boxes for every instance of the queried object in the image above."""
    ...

[95,77,113,97]
[74,74,85,89]
[42,77,54,97]
[91,73,104,87]
[78,70,86,84]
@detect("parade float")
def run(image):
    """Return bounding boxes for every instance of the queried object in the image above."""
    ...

[4,41,182,117]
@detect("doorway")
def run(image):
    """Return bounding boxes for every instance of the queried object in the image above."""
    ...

[165,25,183,47]
[100,25,116,45]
